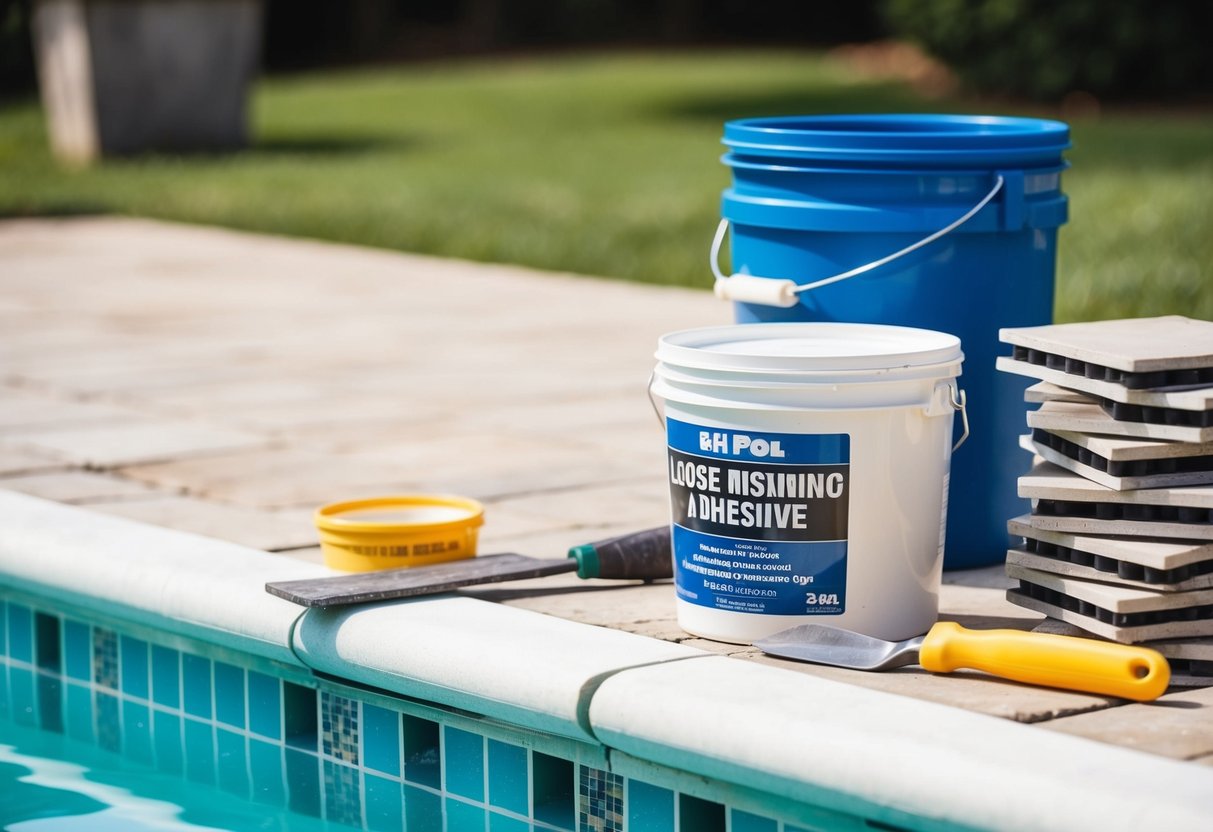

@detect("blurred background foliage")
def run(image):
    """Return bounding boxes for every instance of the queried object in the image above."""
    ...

[3,0,1210,103]
[884,0,1213,102]
[1,1,1209,322]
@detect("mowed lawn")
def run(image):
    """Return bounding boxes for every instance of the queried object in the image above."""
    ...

[1,51,1210,321]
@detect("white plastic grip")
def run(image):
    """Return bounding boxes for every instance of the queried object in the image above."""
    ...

[710,175,1005,307]
[713,275,800,307]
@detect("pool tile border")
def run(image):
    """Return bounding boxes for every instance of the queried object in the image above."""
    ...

[1,589,797,831]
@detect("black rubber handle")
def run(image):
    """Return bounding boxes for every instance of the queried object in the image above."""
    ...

[568,526,673,581]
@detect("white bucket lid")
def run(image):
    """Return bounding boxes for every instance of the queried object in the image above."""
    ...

[656,322,962,374]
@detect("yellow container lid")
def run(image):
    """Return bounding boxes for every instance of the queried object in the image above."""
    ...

[314,494,484,572]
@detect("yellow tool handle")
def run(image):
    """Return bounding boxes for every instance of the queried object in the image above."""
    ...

[917,621,1170,701]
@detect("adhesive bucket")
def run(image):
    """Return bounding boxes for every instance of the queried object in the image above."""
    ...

[651,322,965,644]
[714,114,1069,569]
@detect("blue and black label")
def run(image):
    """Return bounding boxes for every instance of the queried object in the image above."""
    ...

[667,418,849,616]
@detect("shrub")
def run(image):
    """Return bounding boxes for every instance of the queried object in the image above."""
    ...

[883,0,1213,101]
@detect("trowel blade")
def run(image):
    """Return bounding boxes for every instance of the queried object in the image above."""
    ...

[753,624,924,671]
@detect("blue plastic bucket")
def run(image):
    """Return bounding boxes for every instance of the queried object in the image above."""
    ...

[715,114,1071,569]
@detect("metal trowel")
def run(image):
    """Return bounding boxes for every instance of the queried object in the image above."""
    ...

[267,527,671,607]
[754,621,1171,701]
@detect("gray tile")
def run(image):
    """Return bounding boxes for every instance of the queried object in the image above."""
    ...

[6,419,270,468]
[0,390,148,432]
[0,444,70,476]
[86,496,316,551]
[120,448,423,509]
[1043,685,1213,760]
[0,471,161,503]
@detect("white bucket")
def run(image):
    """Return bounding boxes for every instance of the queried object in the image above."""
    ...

[651,322,966,644]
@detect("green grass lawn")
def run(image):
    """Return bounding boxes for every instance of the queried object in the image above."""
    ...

[1,50,1210,321]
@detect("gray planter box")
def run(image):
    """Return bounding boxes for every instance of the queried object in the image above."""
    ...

[32,0,262,164]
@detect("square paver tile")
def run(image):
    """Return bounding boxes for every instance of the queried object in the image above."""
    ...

[86,495,317,551]
[0,444,70,476]
[1042,685,1213,759]
[0,471,161,503]
[7,418,271,468]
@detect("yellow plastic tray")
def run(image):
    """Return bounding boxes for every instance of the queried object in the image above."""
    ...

[313,495,484,572]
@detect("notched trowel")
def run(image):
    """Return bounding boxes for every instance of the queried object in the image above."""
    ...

[267,527,672,608]
[754,621,1171,701]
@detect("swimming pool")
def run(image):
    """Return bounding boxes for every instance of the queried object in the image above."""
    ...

[0,586,864,831]
[2,490,1210,832]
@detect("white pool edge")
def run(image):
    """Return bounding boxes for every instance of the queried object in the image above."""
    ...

[1,490,1209,831]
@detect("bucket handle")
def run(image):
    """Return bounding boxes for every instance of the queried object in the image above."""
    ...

[949,384,970,452]
[647,371,665,428]
[711,175,1005,307]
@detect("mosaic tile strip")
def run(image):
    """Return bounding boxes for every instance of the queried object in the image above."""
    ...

[0,592,824,832]
[322,690,359,764]
[580,765,624,832]
[324,759,363,826]
[92,626,119,690]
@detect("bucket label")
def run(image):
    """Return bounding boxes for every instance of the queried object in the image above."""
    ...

[666,418,849,616]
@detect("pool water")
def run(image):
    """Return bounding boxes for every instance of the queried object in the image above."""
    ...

[0,719,340,831]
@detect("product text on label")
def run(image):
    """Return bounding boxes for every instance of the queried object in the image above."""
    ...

[666,419,850,616]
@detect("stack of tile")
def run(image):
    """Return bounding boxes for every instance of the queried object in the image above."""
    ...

[995,316,1213,687]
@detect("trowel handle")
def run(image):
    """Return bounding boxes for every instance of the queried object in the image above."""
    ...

[568,527,673,581]
[917,621,1170,702]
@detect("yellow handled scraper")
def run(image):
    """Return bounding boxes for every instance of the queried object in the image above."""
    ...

[754,621,1170,701]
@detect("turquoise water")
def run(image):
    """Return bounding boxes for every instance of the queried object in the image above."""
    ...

[0,720,341,831]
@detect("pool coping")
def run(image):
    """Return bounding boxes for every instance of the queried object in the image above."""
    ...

[2,489,1211,831]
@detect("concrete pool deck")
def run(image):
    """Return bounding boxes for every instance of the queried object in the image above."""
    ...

[2,217,1211,782]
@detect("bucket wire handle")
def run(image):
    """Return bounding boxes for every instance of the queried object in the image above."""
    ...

[712,175,1005,307]
[951,384,969,452]
[647,371,666,428]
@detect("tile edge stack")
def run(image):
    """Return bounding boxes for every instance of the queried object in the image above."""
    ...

[997,315,1213,688]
